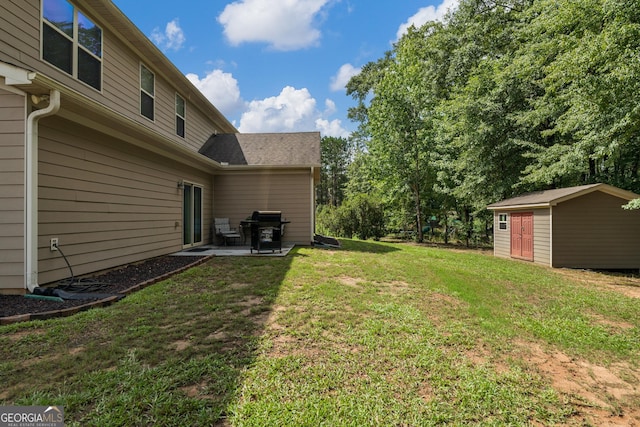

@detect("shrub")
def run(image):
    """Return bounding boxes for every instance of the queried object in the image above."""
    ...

[316,194,385,240]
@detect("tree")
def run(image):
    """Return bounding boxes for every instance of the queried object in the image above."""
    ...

[317,136,350,207]
[364,25,444,242]
[434,0,534,215]
[343,0,640,244]
[510,0,640,192]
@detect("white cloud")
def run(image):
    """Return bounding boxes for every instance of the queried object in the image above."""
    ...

[217,0,330,51]
[186,70,244,117]
[238,86,349,137]
[396,0,459,40]
[315,118,350,138]
[324,99,337,115]
[151,19,186,51]
[330,63,361,92]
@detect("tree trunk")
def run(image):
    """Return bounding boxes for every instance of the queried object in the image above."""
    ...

[415,190,423,243]
[464,207,472,247]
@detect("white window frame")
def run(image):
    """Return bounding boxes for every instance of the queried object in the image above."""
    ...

[176,93,186,138]
[498,213,508,230]
[41,0,103,91]
[140,63,155,121]
[182,181,203,248]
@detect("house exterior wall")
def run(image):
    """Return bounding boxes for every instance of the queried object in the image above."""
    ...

[99,34,222,151]
[0,0,318,294]
[0,2,39,75]
[213,171,314,245]
[0,87,26,293]
[36,116,214,286]
[0,0,228,151]
[492,209,551,266]
[552,191,640,269]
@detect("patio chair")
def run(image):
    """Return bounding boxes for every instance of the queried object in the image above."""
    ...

[214,218,241,246]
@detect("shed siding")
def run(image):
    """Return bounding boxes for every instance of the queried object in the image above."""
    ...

[493,209,550,266]
[493,211,510,259]
[0,88,26,293]
[552,192,640,269]
[213,172,313,245]
[532,209,550,266]
[37,116,213,285]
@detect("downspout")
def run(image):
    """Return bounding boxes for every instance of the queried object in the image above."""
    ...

[310,166,315,243]
[26,90,60,293]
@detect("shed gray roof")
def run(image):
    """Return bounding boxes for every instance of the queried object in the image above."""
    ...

[199,132,321,167]
[487,183,639,209]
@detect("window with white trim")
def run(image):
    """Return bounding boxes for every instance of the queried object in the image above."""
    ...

[42,0,102,91]
[498,213,508,230]
[140,64,155,120]
[176,94,185,138]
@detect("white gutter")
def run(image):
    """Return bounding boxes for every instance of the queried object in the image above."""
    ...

[26,90,60,292]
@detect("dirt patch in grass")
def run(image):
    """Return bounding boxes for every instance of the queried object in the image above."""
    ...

[173,340,192,351]
[555,268,640,299]
[589,313,636,330]
[6,329,46,342]
[510,340,640,426]
[337,276,364,289]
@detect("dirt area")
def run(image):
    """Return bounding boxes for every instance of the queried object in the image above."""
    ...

[555,268,640,299]
[515,341,640,427]
[0,255,205,320]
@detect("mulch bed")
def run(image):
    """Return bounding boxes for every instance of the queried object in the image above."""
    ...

[0,255,209,324]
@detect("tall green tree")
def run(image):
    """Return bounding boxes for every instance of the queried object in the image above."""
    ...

[344,0,640,244]
[434,0,533,210]
[365,25,443,242]
[511,0,640,191]
[318,136,350,207]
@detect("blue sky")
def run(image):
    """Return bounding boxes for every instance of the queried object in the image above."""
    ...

[112,0,458,137]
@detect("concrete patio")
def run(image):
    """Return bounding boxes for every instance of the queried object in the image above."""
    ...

[171,244,295,257]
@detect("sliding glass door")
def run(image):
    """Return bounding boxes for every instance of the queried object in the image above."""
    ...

[183,183,203,247]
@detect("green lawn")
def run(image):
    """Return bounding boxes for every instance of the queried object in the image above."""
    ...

[1,239,638,426]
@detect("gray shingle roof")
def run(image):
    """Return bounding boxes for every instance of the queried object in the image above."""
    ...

[487,183,639,209]
[199,132,321,167]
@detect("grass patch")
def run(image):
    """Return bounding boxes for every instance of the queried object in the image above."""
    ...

[1,240,638,425]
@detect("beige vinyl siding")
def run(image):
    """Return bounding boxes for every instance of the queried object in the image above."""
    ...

[36,116,213,285]
[552,191,640,269]
[0,1,39,70]
[214,172,313,245]
[0,1,105,100]
[0,1,224,154]
[492,209,550,266]
[101,34,139,124]
[493,212,510,259]
[90,26,220,151]
[532,209,550,266]
[0,88,26,293]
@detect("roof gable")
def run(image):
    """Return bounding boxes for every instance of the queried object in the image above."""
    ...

[199,132,321,167]
[487,184,639,210]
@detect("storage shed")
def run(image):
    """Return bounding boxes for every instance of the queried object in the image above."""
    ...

[487,184,640,269]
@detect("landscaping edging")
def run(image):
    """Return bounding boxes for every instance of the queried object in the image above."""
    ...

[0,256,213,325]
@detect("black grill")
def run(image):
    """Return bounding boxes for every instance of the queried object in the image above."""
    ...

[249,211,289,253]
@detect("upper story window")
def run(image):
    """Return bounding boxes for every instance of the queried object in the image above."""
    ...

[42,0,102,91]
[176,94,186,138]
[140,64,155,121]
